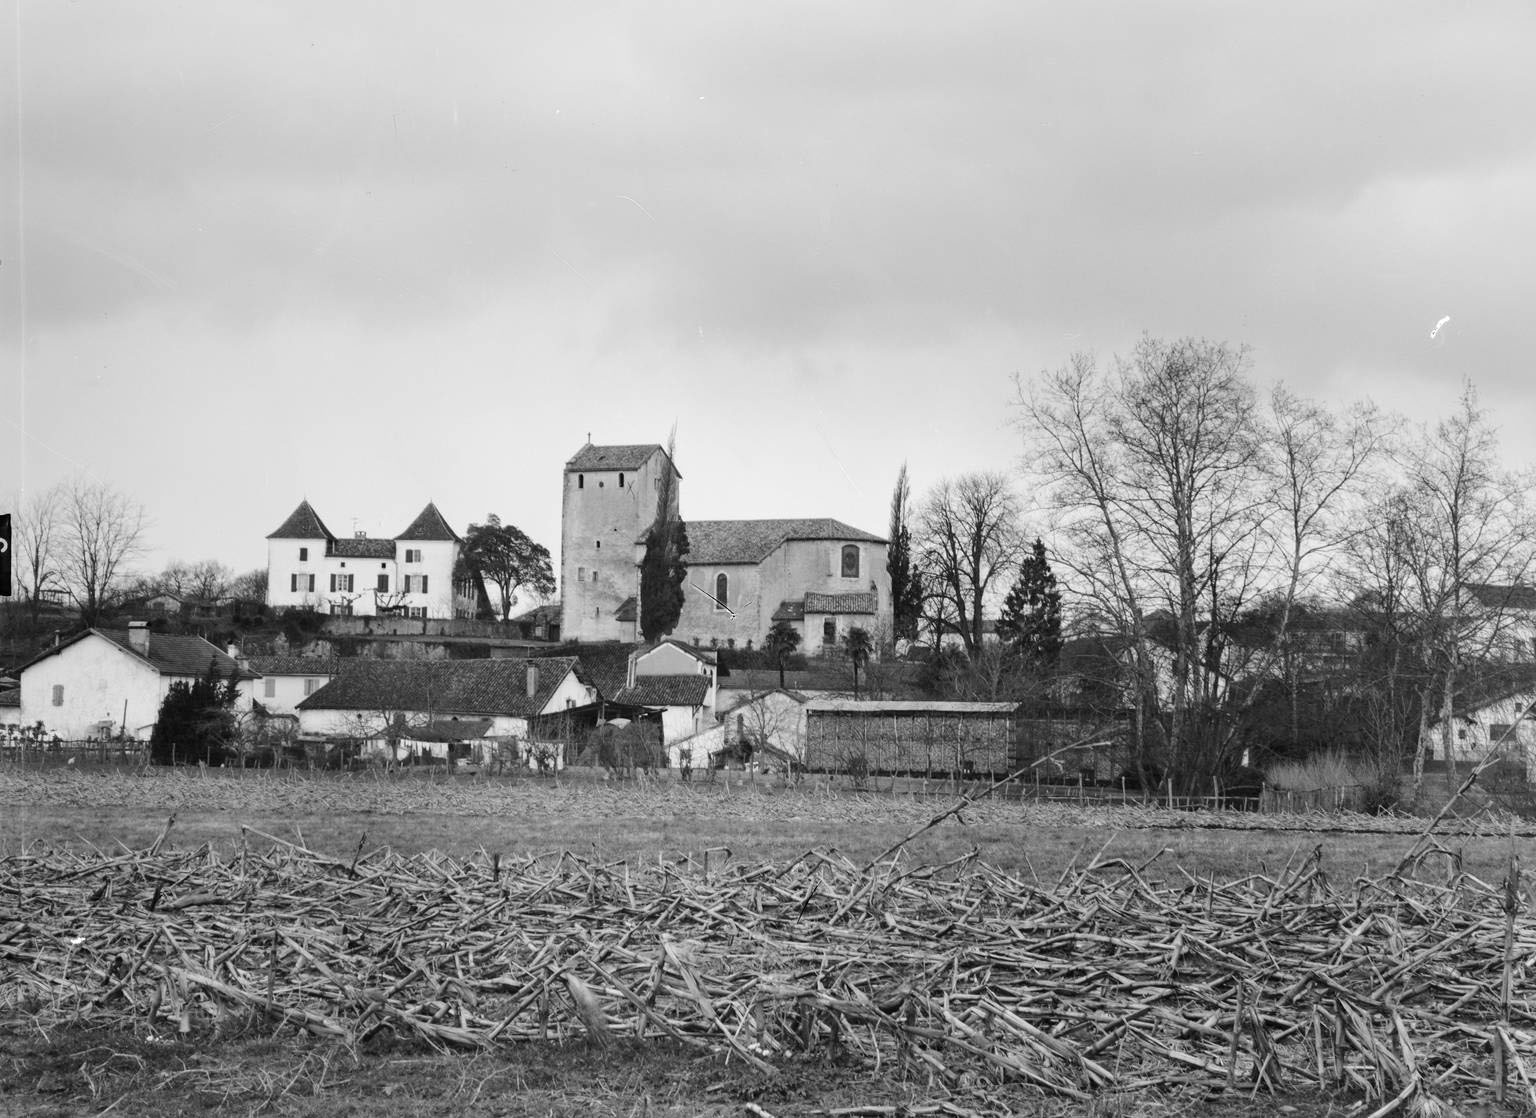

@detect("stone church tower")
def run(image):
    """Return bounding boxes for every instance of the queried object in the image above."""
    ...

[560,443,680,643]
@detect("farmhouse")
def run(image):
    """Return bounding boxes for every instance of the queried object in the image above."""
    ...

[1421,664,1536,782]
[245,656,342,717]
[293,656,597,761]
[16,623,257,740]
[559,442,892,651]
[608,640,718,745]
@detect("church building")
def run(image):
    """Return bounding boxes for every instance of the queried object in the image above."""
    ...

[560,443,892,653]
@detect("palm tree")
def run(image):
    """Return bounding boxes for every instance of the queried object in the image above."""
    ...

[764,621,802,690]
[843,626,874,699]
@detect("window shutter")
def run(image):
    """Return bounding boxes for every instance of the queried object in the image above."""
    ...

[290,574,298,592]
[421,575,429,593]
[308,575,316,592]
[329,574,336,592]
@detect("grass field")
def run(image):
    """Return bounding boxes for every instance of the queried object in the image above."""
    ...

[3,766,1534,1118]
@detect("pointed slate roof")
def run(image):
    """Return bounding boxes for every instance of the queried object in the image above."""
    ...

[396,502,459,542]
[267,500,334,541]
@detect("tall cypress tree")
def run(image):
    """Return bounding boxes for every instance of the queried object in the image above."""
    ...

[996,538,1063,670]
[887,463,924,642]
[640,433,689,641]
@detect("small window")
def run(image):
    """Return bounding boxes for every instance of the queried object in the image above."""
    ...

[594,607,601,619]
[841,545,860,578]
[595,540,601,549]
[339,561,347,568]
[304,678,319,695]
[408,606,427,618]
[52,684,64,706]
[263,678,276,698]
[578,567,586,582]
[299,547,308,561]
[715,572,729,612]
[727,638,735,649]
[1457,728,1467,741]
[598,480,604,488]
[823,618,836,645]
[377,574,389,592]
[592,570,599,582]
[578,474,585,489]
[618,473,625,488]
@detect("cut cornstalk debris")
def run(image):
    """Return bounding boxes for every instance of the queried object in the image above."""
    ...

[2,830,1532,1113]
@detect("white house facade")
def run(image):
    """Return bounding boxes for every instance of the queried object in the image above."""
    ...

[247,656,343,717]
[266,500,477,620]
[17,624,256,740]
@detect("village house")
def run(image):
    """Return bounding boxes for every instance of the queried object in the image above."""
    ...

[265,500,481,620]
[245,655,343,717]
[559,442,891,652]
[609,640,717,745]
[1420,664,1536,782]
[15,623,257,740]
[293,656,597,764]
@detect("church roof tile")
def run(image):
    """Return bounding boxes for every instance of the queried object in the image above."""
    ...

[567,444,675,473]
[681,519,885,564]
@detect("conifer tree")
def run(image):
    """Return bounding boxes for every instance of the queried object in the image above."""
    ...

[887,463,924,642]
[149,660,241,766]
[640,433,690,641]
[996,538,1063,671]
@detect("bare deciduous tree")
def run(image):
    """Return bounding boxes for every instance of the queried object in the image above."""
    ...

[1017,336,1385,790]
[915,471,1027,661]
[11,484,65,629]
[58,478,148,627]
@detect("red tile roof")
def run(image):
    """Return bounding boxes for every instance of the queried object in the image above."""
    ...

[18,629,258,680]
[614,675,711,707]
[247,656,343,677]
[267,500,335,540]
[296,657,584,717]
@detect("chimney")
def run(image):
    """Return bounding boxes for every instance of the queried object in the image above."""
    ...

[525,662,539,698]
[228,643,250,672]
[128,621,150,655]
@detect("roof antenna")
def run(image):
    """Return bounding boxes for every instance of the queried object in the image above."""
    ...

[587,431,592,445]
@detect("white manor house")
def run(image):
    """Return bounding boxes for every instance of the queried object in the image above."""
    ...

[265,500,478,620]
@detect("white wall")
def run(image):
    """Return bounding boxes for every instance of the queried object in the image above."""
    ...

[254,671,337,716]
[20,636,176,740]
[268,536,460,619]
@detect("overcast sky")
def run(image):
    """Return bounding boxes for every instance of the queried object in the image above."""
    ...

[4,2,1534,590]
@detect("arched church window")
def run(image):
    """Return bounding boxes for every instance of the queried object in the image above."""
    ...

[841,545,860,578]
[715,572,729,612]
[578,474,585,489]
